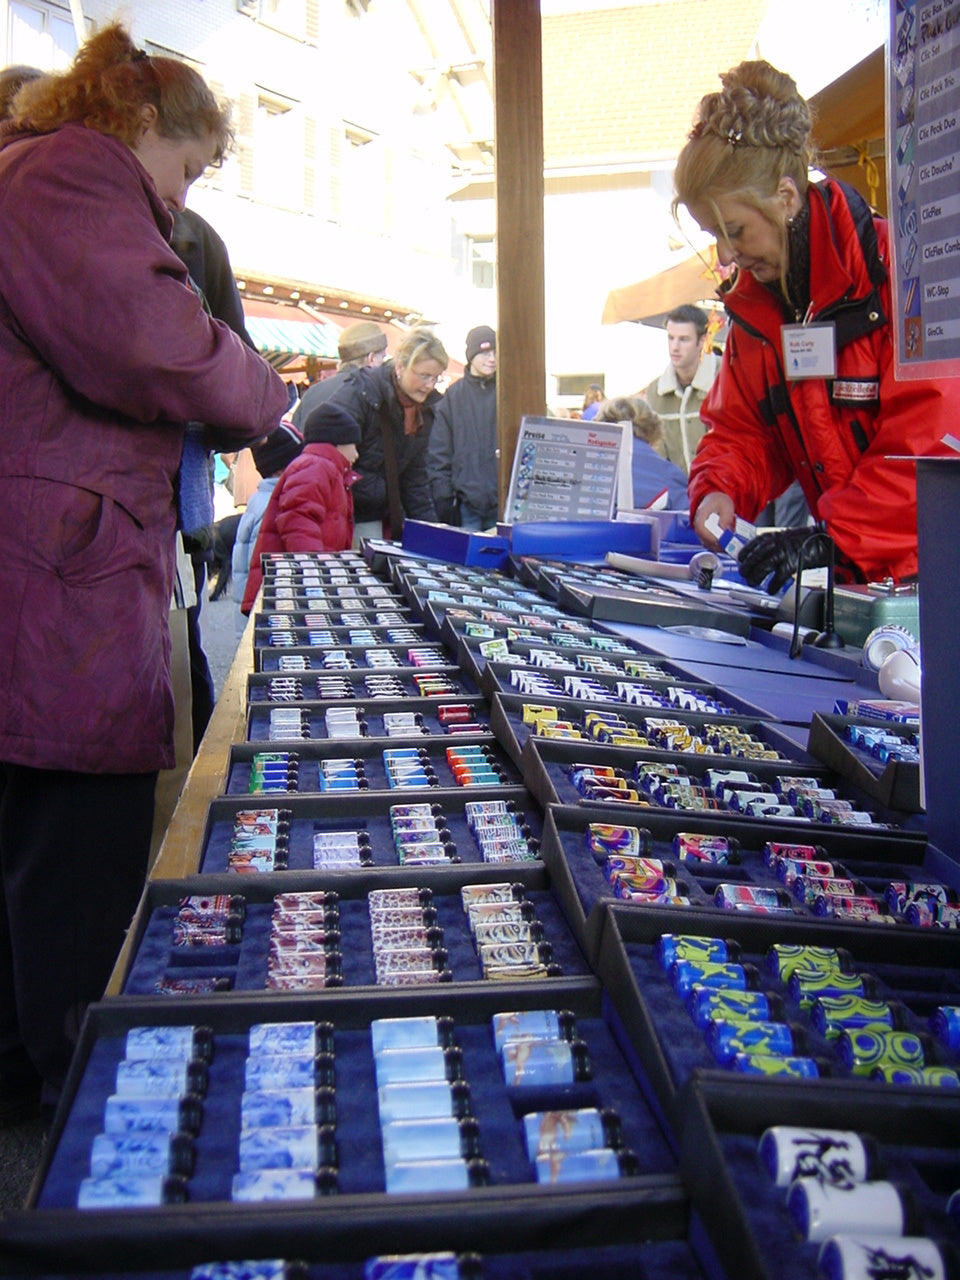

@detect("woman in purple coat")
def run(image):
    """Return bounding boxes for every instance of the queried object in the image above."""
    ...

[0,25,287,1120]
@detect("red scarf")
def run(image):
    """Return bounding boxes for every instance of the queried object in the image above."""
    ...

[393,371,423,436]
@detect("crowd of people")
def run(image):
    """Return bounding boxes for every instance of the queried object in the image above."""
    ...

[1,25,954,1135]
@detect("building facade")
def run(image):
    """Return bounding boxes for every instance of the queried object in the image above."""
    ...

[2,0,769,403]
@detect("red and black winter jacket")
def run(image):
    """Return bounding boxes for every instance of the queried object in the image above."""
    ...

[689,178,958,581]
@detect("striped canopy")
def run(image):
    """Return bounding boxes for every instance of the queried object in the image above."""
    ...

[245,316,340,369]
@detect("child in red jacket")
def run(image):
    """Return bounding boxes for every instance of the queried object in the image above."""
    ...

[242,402,360,614]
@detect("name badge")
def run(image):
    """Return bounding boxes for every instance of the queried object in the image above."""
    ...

[781,322,836,380]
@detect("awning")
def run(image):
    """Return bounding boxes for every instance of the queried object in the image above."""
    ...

[602,250,731,326]
[245,315,340,370]
[809,46,885,215]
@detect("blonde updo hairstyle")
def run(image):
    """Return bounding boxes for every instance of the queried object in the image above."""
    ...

[11,22,232,162]
[673,61,818,295]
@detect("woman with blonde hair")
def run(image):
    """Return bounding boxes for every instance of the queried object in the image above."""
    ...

[595,396,688,509]
[329,326,449,540]
[674,60,958,591]
[0,23,287,1119]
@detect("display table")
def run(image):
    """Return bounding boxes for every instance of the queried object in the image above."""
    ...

[5,545,955,1280]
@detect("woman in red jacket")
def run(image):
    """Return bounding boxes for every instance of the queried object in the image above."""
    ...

[242,403,360,614]
[673,60,958,589]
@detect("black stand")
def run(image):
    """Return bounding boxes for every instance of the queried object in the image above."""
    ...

[813,538,844,649]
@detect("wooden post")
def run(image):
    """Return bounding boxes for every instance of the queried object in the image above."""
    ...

[492,0,546,516]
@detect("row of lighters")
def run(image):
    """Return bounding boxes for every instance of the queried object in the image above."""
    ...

[262,882,559,989]
[72,1005,620,1209]
[266,647,450,672]
[587,822,960,926]
[324,704,482,740]
[656,932,960,1085]
[565,758,879,831]
[226,801,539,873]
[266,628,422,648]
[245,745,510,793]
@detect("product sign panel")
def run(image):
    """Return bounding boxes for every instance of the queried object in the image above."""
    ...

[889,0,960,378]
[504,416,630,523]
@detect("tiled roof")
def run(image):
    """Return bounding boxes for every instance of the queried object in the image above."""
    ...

[542,1,771,166]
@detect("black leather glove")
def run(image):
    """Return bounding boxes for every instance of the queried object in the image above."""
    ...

[738,527,833,594]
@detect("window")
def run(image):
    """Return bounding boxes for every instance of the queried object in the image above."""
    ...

[469,235,495,290]
[339,120,385,235]
[258,0,306,41]
[8,1,78,70]
[255,92,304,210]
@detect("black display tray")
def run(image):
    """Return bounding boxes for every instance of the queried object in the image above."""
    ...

[677,1075,960,1280]
[259,587,403,613]
[7,988,690,1274]
[246,667,477,710]
[525,735,925,844]
[254,619,427,646]
[595,900,960,1136]
[456,633,706,693]
[119,863,592,997]
[197,790,543,876]
[243,696,491,748]
[255,604,417,627]
[0,1241,716,1280]
[520,725,814,805]
[538,804,933,967]
[489,690,778,770]
[442,615,615,662]
[808,712,922,813]
[402,586,567,632]
[475,655,772,712]
[250,639,454,676]
[555,579,753,636]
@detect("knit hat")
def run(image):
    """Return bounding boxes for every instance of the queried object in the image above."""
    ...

[251,422,304,477]
[338,320,387,363]
[303,402,362,446]
[465,325,496,363]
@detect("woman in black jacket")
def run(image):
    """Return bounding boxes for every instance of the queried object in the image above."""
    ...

[328,326,448,539]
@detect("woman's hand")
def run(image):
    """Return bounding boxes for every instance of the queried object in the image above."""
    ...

[693,491,735,551]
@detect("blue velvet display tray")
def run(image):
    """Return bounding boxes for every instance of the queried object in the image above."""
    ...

[223,739,518,796]
[808,712,921,812]
[439,601,608,640]
[250,642,457,676]
[242,698,491,748]
[35,1238,711,1280]
[196,791,543,876]
[477,660,778,725]
[253,620,427,649]
[489,693,795,772]
[259,585,402,612]
[520,738,930,840]
[595,901,960,1130]
[678,1076,960,1280]
[247,669,479,708]
[6,990,702,1275]
[538,804,936,968]
[121,868,591,996]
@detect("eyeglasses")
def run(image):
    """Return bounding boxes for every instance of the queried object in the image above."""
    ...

[410,369,441,386]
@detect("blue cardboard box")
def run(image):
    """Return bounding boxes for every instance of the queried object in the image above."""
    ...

[400,520,511,569]
[499,518,657,562]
